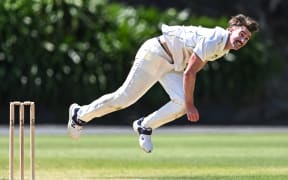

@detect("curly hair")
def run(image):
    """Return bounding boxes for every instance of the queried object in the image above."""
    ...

[228,14,259,33]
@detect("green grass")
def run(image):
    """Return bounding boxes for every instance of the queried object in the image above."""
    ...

[1,132,288,179]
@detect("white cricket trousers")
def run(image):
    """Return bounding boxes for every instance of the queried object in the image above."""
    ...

[77,37,186,129]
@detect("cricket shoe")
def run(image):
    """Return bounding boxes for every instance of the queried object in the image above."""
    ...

[67,103,85,140]
[133,118,153,153]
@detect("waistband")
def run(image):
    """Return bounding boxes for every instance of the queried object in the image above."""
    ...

[156,36,174,64]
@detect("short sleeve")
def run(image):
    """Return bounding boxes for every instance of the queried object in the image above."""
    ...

[193,38,218,62]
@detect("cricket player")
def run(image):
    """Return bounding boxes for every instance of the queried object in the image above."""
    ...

[68,14,259,153]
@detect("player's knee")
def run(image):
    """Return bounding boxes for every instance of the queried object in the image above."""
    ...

[171,98,186,115]
[170,98,186,119]
[112,90,136,109]
[171,97,185,109]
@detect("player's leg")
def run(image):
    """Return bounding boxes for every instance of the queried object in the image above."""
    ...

[133,71,186,152]
[77,41,173,122]
[142,71,186,128]
[68,38,173,140]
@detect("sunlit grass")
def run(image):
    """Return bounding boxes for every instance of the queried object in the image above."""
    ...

[1,133,288,179]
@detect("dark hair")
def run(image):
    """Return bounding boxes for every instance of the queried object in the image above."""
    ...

[228,14,259,33]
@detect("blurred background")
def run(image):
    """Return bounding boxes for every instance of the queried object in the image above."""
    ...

[0,0,287,126]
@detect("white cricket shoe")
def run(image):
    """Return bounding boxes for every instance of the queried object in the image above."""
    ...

[67,103,82,140]
[133,118,153,153]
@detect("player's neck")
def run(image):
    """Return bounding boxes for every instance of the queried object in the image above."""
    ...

[224,34,232,50]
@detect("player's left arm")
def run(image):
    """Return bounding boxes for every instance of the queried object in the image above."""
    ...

[183,52,206,122]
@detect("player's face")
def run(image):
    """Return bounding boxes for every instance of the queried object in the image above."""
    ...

[228,26,251,50]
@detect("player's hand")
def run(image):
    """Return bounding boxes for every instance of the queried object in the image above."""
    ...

[186,105,199,122]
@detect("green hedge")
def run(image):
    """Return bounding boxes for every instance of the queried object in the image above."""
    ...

[0,0,283,118]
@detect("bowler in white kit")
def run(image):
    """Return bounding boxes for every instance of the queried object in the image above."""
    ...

[68,14,259,153]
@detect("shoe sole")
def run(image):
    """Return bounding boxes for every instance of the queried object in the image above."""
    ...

[132,120,140,135]
[68,103,76,128]
[68,103,79,140]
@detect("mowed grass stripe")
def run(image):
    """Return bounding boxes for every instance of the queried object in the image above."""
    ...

[1,133,288,179]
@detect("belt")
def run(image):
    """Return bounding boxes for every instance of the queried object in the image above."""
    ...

[156,36,174,63]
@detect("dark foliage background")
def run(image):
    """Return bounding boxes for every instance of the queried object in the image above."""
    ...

[0,0,287,125]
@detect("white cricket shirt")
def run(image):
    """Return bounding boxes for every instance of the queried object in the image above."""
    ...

[161,24,229,71]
